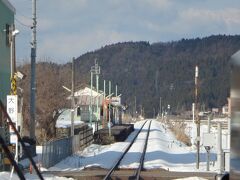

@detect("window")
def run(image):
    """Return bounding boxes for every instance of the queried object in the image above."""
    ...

[77,106,81,116]
[5,24,11,47]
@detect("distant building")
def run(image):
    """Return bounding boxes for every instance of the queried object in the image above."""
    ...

[71,87,104,123]
[67,87,123,130]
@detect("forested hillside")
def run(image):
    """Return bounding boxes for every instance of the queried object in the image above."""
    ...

[19,35,240,137]
[72,35,240,116]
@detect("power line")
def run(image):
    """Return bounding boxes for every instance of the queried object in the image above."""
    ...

[16,11,32,20]
[15,18,31,28]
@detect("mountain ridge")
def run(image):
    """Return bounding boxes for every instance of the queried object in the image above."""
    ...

[18,34,240,136]
[72,34,240,116]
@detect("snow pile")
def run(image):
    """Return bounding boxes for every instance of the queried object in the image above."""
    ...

[56,109,83,128]
[0,172,19,180]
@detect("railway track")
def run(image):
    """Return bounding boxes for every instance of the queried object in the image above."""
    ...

[43,119,218,179]
[104,120,152,180]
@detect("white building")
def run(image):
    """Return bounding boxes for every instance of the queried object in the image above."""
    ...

[70,87,104,123]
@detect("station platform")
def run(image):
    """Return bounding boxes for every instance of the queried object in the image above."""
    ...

[93,124,134,144]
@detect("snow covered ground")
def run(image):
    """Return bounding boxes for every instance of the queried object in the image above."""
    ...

[185,117,230,171]
[0,171,74,180]
[49,119,223,172]
[2,118,228,179]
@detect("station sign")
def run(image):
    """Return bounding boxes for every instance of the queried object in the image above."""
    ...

[111,97,121,106]
[7,95,18,123]
[203,133,216,147]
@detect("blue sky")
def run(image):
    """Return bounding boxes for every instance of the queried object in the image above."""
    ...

[9,0,240,64]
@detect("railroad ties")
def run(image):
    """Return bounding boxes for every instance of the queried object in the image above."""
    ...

[104,120,152,180]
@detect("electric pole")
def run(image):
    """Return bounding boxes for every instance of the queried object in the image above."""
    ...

[90,69,93,127]
[71,58,75,136]
[134,96,136,118]
[195,65,200,169]
[109,81,111,136]
[159,97,162,116]
[30,0,37,139]
[153,108,155,118]
[90,60,100,129]
[103,79,106,127]
[95,60,100,124]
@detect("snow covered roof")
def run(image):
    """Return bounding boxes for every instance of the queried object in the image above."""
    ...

[74,87,102,97]
[68,87,104,105]
[56,109,84,128]
[67,87,103,99]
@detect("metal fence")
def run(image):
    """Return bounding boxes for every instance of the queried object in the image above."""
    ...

[42,128,93,168]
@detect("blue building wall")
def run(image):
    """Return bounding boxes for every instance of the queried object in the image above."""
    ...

[0,0,15,104]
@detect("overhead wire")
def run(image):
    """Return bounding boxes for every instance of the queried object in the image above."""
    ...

[15,18,31,28]
[13,2,32,28]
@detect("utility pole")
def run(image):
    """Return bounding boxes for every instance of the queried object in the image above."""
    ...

[134,96,137,118]
[109,81,111,97]
[95,60,100,124]
[139,104,142,117]
[159,97,162,117]
[109,81,111,136]
[71,58,75,136]
[96,74,99,122]
[217,123,223,174]
[153,108,155,119]
[90,69,93,127]
[115,84,118,123]
[103,80,106,127]
[104,80,106,99]
[30,0,37,140]
[195,65,200,169]
[90,60,100,129]
[192,103,195,147]
[206,114,211,171]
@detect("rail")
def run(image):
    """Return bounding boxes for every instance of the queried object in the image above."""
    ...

[103,120,151,180]
[133,120,152,180]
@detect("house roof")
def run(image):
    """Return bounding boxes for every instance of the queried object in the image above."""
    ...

[74,87,103,97]
[68,87,104,106]
[1,0,16,13]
